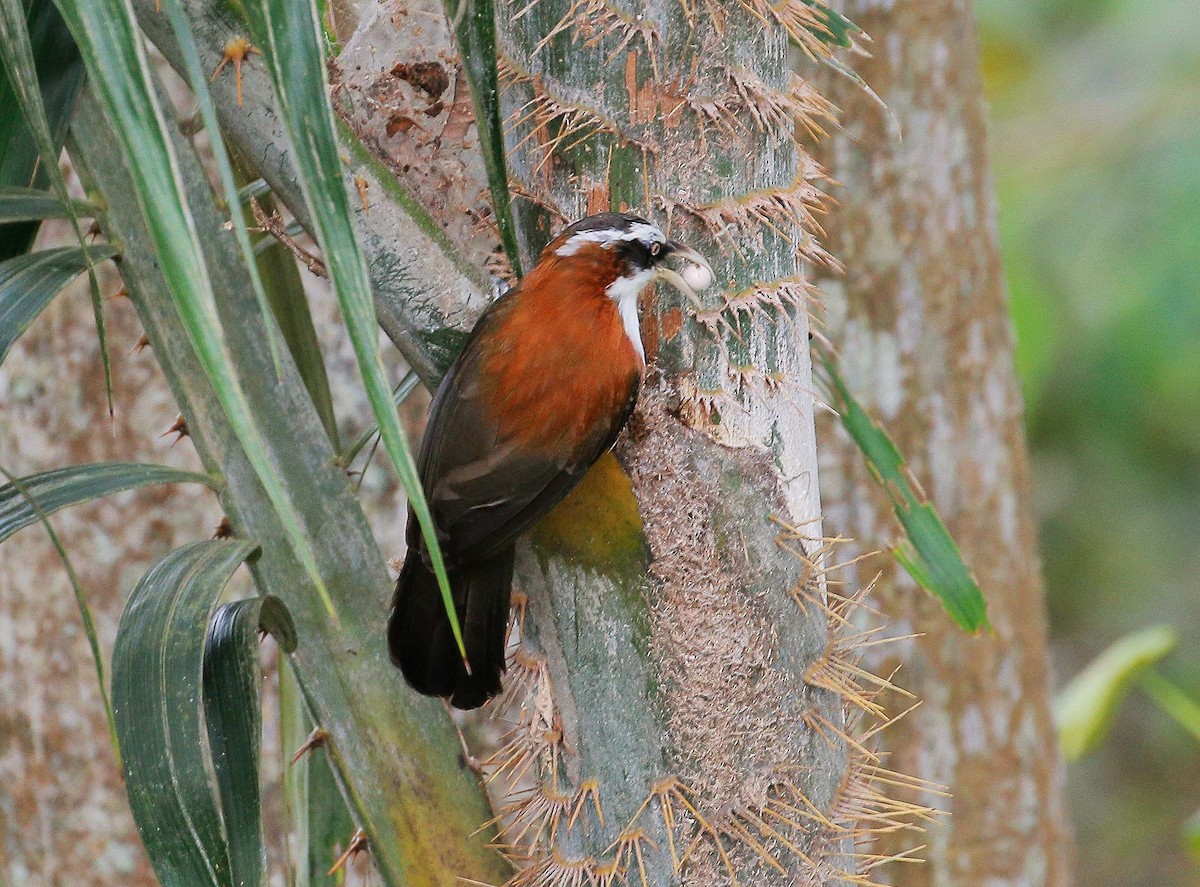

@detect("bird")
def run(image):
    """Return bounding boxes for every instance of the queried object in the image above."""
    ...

[388,212,714,709]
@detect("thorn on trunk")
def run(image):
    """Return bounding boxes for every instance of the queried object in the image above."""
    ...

[86,220,103,241]
[354,175,370,213]
[129,334,150,355]
[290,727,331,765]
[211,36,258,108]
[212,516,234,539]
[457,749,485,776]
[161,414,189,445]
[108,286,129,301]
[327,827,368,876]
[439,698,484,775]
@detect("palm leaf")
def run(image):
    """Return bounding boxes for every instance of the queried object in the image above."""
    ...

[0,244,116,364]
[0,0,112,411]
[54,0,345,622]
[817,344,990,632]
[158,0,286,379]
[444,0,523,275]
[0,185,92,222]
[1056,625,1178,761]
[243,0,467,659]
[0,0,83,259]
[0,461,212,544]
[204,595,298,887]
[112,540,258,887]
[242,168,340,450]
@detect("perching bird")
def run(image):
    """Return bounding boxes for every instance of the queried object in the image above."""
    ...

[388,212,714,709]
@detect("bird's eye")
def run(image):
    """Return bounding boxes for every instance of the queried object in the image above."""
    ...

[649,242,662,257]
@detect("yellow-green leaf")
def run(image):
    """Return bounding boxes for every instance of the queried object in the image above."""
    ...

[1056,625,1178,762]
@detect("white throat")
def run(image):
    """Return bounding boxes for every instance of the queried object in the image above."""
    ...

[605,268,652,364]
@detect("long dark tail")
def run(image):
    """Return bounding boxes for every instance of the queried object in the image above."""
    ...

[388,546,514,709]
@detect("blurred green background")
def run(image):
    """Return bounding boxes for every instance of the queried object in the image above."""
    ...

[975,0,1200,882]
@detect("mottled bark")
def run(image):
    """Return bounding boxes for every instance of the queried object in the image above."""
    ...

[808,2,1076,885]
[0,232,181,887]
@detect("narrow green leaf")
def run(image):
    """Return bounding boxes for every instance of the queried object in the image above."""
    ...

[256,232,341,449]
[237,177,272,205]
[112,539,257,887]
[1138,669,1200,744]
[280,661,357,887]
[0,0,83,259]
[0,244,116,364]
[0,461,212,544]
[204,595,297,887]
[340,370,420,465]
[1055,625,1178,761]
[444,0,522,276]
[158,0,287,380]
[0,463,117,760]
[0,185,93,223]
[802,0,859,48]
[816,346,990,632]
[53,0,344,624]
[244,0,467,660]
[0,0,113,413]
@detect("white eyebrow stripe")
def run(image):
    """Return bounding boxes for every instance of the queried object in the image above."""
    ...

[554,221,666,256]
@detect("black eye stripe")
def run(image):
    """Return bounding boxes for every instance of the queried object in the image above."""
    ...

[617,239,653,269]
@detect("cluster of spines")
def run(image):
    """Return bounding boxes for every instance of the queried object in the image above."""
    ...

[687,65,835,144]
[781,526,946,885]
[498,58,640,180]
[477,532,938,886]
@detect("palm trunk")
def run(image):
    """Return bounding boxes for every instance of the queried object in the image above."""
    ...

[810,2,1076,885]
[483,1,908,882]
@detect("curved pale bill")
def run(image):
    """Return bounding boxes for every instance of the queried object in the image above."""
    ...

[655,243,714,300]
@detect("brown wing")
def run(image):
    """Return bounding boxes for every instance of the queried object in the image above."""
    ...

[413,292,641,566]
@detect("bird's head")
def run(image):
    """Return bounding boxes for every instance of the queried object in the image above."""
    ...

[543,212,715,305]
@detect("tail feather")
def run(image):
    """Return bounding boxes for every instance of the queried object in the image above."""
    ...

[388,546,514,709]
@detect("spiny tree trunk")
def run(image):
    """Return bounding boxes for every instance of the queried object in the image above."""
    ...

[810,2,1076,885]
[480,1,916,883]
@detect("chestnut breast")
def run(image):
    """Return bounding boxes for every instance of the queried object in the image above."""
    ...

[479,247,645,460]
